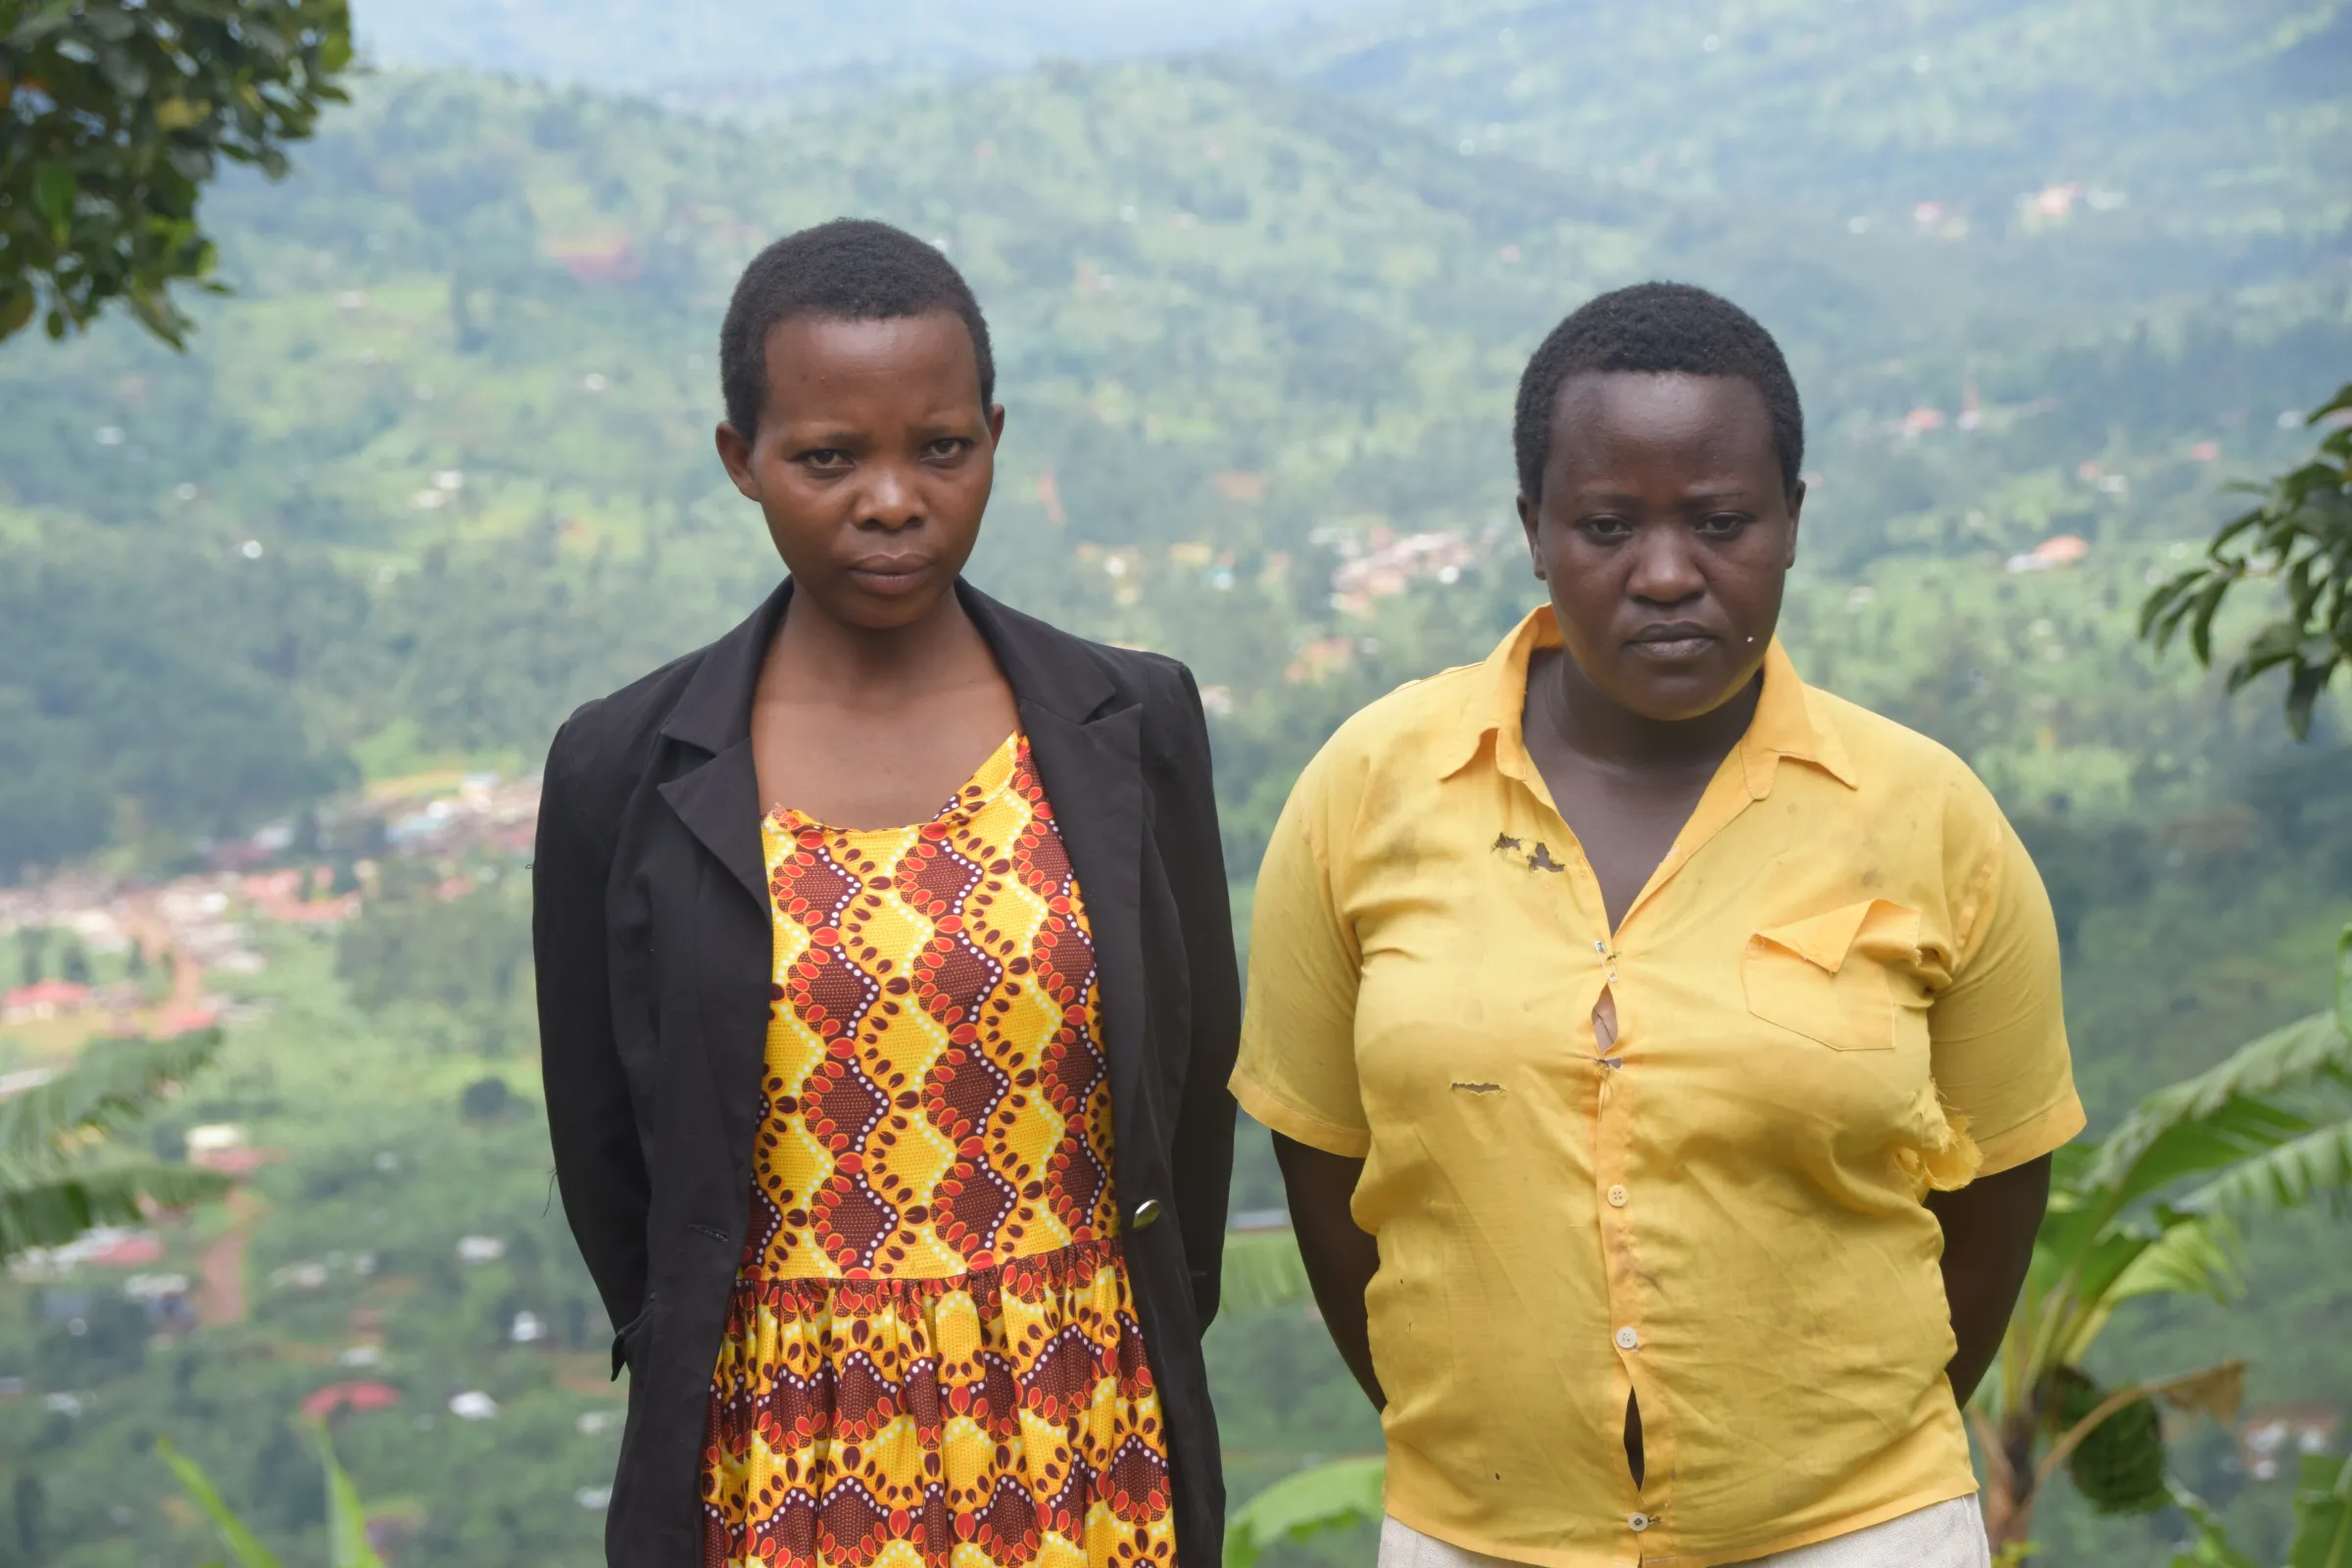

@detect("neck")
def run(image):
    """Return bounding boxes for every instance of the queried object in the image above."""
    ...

[765,582,989,701]
[1533,645,1762,774]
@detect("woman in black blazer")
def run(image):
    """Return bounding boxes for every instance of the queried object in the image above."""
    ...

[532,220,1239,1567]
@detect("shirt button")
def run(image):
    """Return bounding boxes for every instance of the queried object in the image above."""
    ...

[1607,1185,1629,1207]
[1629,1513,1651,1533]
[1131,1199,1162,1230]
[1615,1326,1641,1350]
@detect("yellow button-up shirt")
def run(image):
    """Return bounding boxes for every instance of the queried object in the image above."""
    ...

[1233,607,2083,1568]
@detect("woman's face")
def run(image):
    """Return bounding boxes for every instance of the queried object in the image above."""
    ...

[715,310,1004,632]
[1517,370,1801,722]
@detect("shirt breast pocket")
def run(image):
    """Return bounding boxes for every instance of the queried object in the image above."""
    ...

[1742,899,1921,1053]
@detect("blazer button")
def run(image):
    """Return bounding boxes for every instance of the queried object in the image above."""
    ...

[1130,1199,1163,1230]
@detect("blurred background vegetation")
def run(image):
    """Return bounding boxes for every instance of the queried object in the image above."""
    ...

[0,0,2347,1563]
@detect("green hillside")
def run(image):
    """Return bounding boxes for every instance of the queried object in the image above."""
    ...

[3,55,2341,870]
[1281,0,2350,304]
[0,10,2348,1563]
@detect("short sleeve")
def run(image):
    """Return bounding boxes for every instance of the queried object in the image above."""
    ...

[1231,749,1371,1158]
[1930,812,2086,1176]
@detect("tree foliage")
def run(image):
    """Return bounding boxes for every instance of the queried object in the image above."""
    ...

[0,0,353,346]
[2143,382,2352,739]
[0,521,354,873]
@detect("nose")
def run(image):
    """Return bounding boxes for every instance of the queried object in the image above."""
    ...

[857,459,925,533]
[1625,526,1704,607]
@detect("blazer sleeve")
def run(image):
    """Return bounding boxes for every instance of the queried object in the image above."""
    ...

[534,718,653,1351]
[1155,662,1242,1331]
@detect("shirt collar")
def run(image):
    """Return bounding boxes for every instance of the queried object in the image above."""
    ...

[1437,605,1858,794]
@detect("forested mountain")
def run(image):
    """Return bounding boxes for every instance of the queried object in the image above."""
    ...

[0,3,2348,1562]
[1280,0,2349,294]
[357,0,1348,105]
[3,42,2341,871]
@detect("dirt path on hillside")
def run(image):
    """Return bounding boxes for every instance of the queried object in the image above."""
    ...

[194,1191,258,1326]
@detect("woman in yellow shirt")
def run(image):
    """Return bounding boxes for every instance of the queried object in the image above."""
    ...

[1232,283,2082,1568]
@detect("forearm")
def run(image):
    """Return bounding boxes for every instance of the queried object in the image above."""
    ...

[1926,1153,2050,1406]
[1273,1131,1385,1411]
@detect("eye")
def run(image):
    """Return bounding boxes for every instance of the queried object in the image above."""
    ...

[1696,512,1751,536]
[1577,514,1635,541]
[923,437,973,461]
[794,448,852,471]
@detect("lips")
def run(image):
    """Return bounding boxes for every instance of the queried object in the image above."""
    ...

[1626,623,1720,662]
[846,558,934,594]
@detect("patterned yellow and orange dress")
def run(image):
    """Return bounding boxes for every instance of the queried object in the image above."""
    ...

[702,731,1175,1568]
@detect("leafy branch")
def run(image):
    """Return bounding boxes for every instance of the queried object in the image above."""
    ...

[1,0,354,346]
[2141,381,2352,739]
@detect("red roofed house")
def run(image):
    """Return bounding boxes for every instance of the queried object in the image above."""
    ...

[300,1381,402,1421]
[546,235,643,283]
[82,1231,164,1268]
[4,979,91,1024]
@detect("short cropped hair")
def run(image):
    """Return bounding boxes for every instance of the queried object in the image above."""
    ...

[1512,281,1803,502]
[718,219,995,438]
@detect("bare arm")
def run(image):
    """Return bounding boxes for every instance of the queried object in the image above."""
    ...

[1925,1153,2050,1406]
[1273,1132,1385,1411]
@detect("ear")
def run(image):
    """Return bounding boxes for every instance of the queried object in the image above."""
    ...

[715,422,760,502]
[1516,492,1546,580]
[986,403,1006,445]
[1784,478,1805,569]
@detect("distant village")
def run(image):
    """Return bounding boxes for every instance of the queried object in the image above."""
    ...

[0,770,539,1052]
[0,769,558,1436]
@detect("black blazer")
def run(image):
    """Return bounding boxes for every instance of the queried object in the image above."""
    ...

[533,579,1241,1566]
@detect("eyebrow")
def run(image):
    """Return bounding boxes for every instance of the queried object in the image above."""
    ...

[1565,485,1761,505]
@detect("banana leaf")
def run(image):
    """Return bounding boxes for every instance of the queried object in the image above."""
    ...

[1223,1455,1385,1568]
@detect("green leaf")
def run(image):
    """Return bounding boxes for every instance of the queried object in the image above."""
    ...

[2180,1120,2352,1216]
[2305,381,2352,427]
[2286,1451,2352,1568]
[0,1030,230,1259]
[0,1162,232,1258]
[2166,1483,2260,1568]
[32,162,77,231]
[0,1030,224,1171]
[2082,1013,2349,1200]
[1224,1456,1386,1568]
[0,285,34,339]
[316,1427,386,1568]
[158,1439,285,1568]
[2284,659,2331,741]
[2104,1212,2241,1305]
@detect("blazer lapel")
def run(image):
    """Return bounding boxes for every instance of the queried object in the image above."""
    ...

[656,739,765,910]
[655,577,791,909]
[962,583,1168,1207]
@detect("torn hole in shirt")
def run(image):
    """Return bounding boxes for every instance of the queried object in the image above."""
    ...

[1593,986,1622,1062]
[1451,1081,1503,1095]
